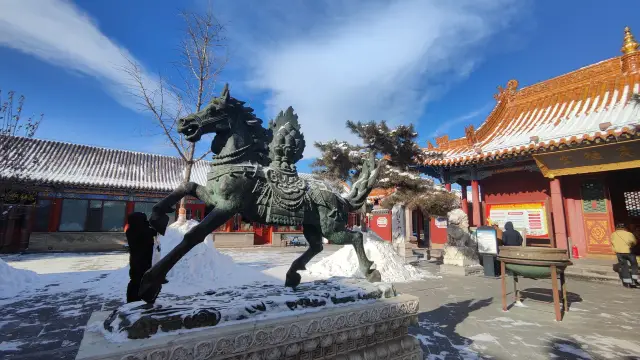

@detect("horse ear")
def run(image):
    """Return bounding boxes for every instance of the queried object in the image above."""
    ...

[220,83,230,104]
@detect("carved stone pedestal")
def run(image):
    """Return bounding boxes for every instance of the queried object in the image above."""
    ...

[76,294,422,360]
[440,245,482,276]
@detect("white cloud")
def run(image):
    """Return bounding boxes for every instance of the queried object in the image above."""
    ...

[0,0,165,113]
[217,0,524,157]
[429,102,494,139]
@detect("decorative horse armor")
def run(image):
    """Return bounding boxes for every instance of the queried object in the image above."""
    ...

[139,84,384,303]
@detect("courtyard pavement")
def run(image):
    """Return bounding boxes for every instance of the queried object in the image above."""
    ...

[1,252,640,359]
[398,262,640,359]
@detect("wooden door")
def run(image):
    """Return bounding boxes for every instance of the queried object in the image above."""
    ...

[581,180,613,255]
[253,223,271,245]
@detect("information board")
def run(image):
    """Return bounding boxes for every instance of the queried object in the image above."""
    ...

[486,202,549,238]
[476,226,498,255]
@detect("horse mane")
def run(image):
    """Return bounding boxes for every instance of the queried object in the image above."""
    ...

[223,96,273,165]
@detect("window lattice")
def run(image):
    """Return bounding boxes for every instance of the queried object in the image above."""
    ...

[581,181,607,213]
[624,191,640,217]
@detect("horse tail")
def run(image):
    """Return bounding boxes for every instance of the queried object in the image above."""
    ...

[342,153,384,211]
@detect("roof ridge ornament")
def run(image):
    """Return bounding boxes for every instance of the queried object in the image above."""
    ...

[621,26,639,55]
[465,124,478,146]
[493,79,519,102]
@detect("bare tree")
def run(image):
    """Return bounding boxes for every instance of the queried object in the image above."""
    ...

[0,89,44,205]
[122,6,227,221]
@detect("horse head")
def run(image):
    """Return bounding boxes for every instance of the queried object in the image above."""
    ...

[178,84,272,162]
[178,83,239,142]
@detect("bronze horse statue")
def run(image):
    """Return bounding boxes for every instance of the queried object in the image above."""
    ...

[139,84,384,303]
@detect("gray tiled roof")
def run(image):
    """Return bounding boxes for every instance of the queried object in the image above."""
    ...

[0,135,324,193]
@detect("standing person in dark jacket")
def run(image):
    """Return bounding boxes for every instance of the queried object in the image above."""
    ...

[125,212,157,303]
[502,221,523,246]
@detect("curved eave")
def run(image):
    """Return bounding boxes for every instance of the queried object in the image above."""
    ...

[424,126,639,168]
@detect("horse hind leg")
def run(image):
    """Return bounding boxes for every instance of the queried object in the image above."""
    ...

[328,230,381,283]
[285,224,324,289]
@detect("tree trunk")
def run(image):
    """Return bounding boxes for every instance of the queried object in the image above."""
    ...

[177,144,196,223]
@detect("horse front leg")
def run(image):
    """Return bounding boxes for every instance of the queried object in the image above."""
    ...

[150,182,211,235]
[285,224,324,289]
[139,207,234,303]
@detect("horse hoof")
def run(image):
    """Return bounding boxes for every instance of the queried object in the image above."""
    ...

[366,269,382,283]
[285,272,302,289]
[149,212,170,236]
[139,272,162,304]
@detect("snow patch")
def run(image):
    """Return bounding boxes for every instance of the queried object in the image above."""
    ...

[306,230,435,283]
[0,340,26,351]
[94,221,279,298]
[0,258,39,299]
[470,333,499,343]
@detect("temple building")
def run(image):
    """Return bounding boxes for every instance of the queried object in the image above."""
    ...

[421,27,640,259]
[0,135,315,252]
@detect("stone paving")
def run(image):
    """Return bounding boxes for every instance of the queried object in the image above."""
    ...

[2,259,640,359]
[0,287,120,360]
[397,262,640,359]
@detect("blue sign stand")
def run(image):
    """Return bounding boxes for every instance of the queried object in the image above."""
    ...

[476,226,500,278]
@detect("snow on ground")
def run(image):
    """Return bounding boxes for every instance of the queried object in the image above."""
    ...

[305,230,437,283]
[0,222,435,304]
[0,258,39,299]
[3,252,128,274]
[0,340,26,352]
[91,220,280,298]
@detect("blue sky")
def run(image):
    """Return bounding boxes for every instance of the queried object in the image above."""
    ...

[1,0,639,174]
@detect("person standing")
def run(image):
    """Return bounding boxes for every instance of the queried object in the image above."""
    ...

[501,222,523,247]
[125,212,157,303]
[611,223,639,288]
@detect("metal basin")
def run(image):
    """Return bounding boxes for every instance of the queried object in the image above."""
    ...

[498,247,572,278]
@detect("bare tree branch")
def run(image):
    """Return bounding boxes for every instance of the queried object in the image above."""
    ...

[120,56,188,162]
[119,4,228,215]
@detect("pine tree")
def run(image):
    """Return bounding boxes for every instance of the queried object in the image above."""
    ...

[312,120,458,217]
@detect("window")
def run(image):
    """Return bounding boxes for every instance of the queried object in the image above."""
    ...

[134,202,155,219]
[58,199,126,232]
[33,199,52,232]
[86,200,103,231]
[624,191,640,217]
[59,199,88,231]
[102,201,126,231]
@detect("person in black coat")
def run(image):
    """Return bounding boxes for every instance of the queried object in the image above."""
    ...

[502,221,523,247]
[125,212,157,303]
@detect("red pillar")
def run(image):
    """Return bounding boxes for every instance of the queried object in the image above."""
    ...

[444,183,452,191]
[550,178,568,250]
[471,180,481,227]
[49,198,62,232]
[461,185,469,215]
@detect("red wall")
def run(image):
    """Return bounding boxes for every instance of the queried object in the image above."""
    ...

[429,217,448,245]
[370,212,392,241]
[482,170,551,205]
[481,170,554,246]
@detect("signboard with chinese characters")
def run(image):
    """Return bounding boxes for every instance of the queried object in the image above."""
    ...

[486,202,549,239]
[476,226,498,255]
[533,140,640,178]
[435,217,447,229]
